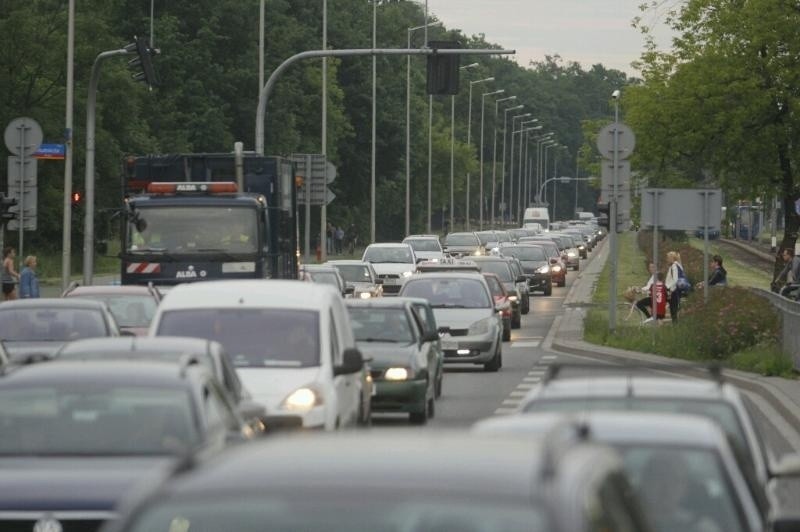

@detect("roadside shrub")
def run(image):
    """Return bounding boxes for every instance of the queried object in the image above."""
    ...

[637,231,704,285]
[676,287,780,359]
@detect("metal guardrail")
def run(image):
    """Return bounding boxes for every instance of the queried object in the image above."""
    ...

[753,288,800,370]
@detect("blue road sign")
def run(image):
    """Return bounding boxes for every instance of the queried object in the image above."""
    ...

[33,143,65,160]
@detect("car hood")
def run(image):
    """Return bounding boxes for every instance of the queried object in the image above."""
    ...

[5,341,65,363]
[0,456,173,512]
[369,263,416,276]
[236,366,322,410]
[120,326,149,337]
[356,342,417,368]
[519,260,548,272]
[413,251,445,260]
[444,244,480,252]
[432,308,494,329]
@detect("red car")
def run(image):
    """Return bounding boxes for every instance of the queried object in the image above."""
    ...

[62,284,162,336]
[482,273,512,342]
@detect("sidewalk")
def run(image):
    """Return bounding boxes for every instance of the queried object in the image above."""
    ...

[546,237,800,451]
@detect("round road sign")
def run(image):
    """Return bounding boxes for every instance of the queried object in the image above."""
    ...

[596,123,635,160]
[4,117,43,157]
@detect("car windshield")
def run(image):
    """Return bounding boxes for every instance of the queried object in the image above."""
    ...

[128,206,258,254]
[619,446,745,532]
[496,232,511,243]
[483,276,504,298]
[523,398,747,452]
[402,278,491,309]
[70,294,157,328]
[0,308,107,341]
[157,309,320,368]
[334,264,373,283]
[502,246,546,262]
[363,247,413,264]
[404,239,441,252]
[475,233,497,245]
[348,308,414,343]
[124,495,550,532]
[307,271,340,289]
[0,385,199,456]
[445,233,479,246]
[475,261,513,282]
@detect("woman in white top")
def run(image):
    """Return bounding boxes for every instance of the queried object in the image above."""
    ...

[665,251,682,322]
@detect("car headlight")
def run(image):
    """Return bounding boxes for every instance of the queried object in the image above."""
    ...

[507,295,518,302]
[384,367,410,381]
[567,251,577,258]
[281,386,323,411]
[401,271,413,278]
[551,265,562,272]
[536,266,550,274]
[473,249,483,256]
[578,245,585,250]
[468,317,494,336]
[359,292,372,299]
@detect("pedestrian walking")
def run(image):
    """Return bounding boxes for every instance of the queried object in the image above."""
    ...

[19,255,40,299]
[664,251,685,323]
[2,247,19,301]
[335,226,345,255]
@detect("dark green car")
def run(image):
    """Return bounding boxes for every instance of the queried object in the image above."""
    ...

[346,299,440,424]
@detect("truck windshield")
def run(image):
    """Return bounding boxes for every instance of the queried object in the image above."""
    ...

[128,206,258,254]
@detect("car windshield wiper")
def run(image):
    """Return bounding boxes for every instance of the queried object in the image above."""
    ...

[359,337,403,343]
[430,303,470,309]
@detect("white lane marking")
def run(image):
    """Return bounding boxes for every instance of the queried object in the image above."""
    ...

[511,341,540,348]
[523,377,541,383]
[502,399,521,406]
[540,355,557,360]
[528,369,546,375]
[516,383,537,389]
[494,407,517,415]
[509,390,529,397]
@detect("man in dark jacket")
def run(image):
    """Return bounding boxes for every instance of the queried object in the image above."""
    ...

[775,247,800,299]
[696,255,727,290]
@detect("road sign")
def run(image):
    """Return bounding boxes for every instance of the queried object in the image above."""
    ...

[596,123,635,161]
[33,143,66,160]
[7,156,38,186]
[289,153,337,183]
[641,188,722,231]
[4,117,43,157]
[600,160,630,194]
[6,187,37,231]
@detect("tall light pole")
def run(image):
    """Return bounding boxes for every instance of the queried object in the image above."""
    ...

[521,125,542,218]
[499,104,523,225]
[320,0,328,261]
[535,133,554,205]
[450,63,479,232]
[406,22,442,236]
[479,89,504,229]
[507,113,531,226]
[609,89,621,331]
[543,142,557,219]
[516,119,537,222]
[491,95,516,226]
[370,0,377,243]
[61,0,75,290]
[465,76,493,229]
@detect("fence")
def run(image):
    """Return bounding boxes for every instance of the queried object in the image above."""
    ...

[754,288,800,370]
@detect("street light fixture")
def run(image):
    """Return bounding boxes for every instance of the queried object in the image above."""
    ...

[479,88,505,229]
[405,21,441,237]
[499,104,523,224]
[507,113,531,224]
[465,76,494,229]
[490,96,516,226]
[515,119,537,221]
[521,125,542,217]
[535,133,554,205]
[449,63,479,232]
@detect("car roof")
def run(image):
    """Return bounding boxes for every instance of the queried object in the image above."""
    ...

[534,375,732,400]
[407,272,487,281]
[0,359,205,388]
[364,242,411,248]
[345,298,412,310]
[63,285,158,296]
[474,411,726,449]
[55,336,217,358]
[403,234,440,239]
[157,280,338,311]
[157,432,549,503]
[324,260,372,266]
[300,265,340,273]
[0,298,110,310]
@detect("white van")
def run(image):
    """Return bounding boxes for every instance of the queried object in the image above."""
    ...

[523,207,550,232]
[149,280,367,430]
[577,211,594,221]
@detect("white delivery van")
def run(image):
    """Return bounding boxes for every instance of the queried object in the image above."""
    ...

[523,207,550,232]
[577,211,594,221]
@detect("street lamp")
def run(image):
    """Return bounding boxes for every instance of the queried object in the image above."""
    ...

[535,133,554,205]
[450,63,479,232]
[405,21,441,236]
[515,119,537,222]
[507,113,531,224]
[521,125,542,218]
[479,89,505,229]
[498,104,523,225]
[465,76,493,229]
[490,96,516,226]
[542,142,557,219]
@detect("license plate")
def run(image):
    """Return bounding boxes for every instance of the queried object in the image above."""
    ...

[382,278,397,285]
[441,341,457,351]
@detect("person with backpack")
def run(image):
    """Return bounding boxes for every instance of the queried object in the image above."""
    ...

[665,251,688,323]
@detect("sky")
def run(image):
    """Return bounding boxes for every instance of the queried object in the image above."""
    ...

[426,0,676,75]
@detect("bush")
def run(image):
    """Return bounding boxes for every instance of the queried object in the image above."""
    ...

[637,230,705,285]
[677,287,780,359]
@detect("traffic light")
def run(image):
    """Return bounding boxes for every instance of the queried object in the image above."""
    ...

[597,202,610,229]
[71,191,82,207]
[427,41,461,95]
[0,195,17,222]
[126,35,159,88]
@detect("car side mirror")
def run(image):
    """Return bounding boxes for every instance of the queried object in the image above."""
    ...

[773,515,800,532]
[415,257,425,264]
[334,347,364,376]
[516,275,526,283]
[236,400,267,422]
[549,258,558,265]
[771,453,800,478]
[422,331,439,343]
[375,278,384,285]
[345,285,355,295]
[437,326,450,335]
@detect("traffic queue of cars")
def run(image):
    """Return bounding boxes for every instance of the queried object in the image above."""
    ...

[5,219,800,531]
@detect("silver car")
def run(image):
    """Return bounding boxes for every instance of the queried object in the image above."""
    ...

[398,272,503,371]
[325,260,383,299]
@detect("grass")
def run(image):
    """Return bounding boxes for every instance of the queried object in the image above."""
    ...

[33,240,121,285]
[584,232,796,378]
[686,237,771,291]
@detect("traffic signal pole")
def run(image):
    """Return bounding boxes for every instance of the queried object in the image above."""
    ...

[608,98,620,333]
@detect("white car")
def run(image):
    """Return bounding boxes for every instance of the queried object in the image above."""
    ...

[148,280,366,431]
[402,234,445,262]
[362,243,418,295]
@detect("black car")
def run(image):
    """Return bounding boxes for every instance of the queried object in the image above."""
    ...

[470,256,526,327]
[500,244,553,296]
[102,431,652,532]
[0,360,253,532]
[0,298,122,363]
[53,337,267,433]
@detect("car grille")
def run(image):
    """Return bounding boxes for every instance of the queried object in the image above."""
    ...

[448,328,469,337]
[1,519,106,532]
[379,274,400,279]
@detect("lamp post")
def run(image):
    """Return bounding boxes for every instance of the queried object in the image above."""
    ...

[543,142,557,218]
[521,125,542,218]
[515,119,537,222]
[499,104,523,225]
[479,89,504,229]
[510,113,531,224]
[465,77,493,229]
[490,96,516,226]
[552,144,565,219]
[370,0,377,243]
[609,89,621,331]
[405,22,439,236]
[534,133,554,205]
[450,63,478,232]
